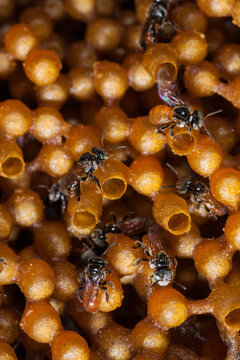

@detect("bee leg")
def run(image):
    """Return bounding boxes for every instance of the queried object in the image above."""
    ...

[170,125,175,138]
[60,194,67,212]
[105,268,111,274]
[205,206,218,221]
[150,22,157,43]
[101,286,109,302]
[165,18,180,31]
[90,175,101,190]
[134,257,149,266]
[188,124,192,134]
[196,201,202,210]
[76,288,84,302]
[150,275,157,287]
[0,257,6,265]
[156,123,171,134]
[101,280,114,289]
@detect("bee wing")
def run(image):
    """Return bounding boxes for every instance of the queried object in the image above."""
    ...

[148,225,166,256]
[119,213,146,237]
[59,162,85,195]
[82,280,101,313]
[157,70,185,108]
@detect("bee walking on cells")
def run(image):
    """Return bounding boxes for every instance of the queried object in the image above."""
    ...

[162,163,227,220]
[78,257,114,313]
[156,69,222,140]
[133,225,177,287]
[140,0,179,50]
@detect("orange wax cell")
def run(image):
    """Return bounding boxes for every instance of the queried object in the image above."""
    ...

[210,167,240,209]
[152,192,191,235]
[148,105,173,126]
[0,245,20,285]
[0,341,17,360]
[225,212,240,249]
[131,318,169,354]
[65,124,101,161]
[94,158,128,200]
[39,144,73,177]
[194,240,232,282]
[7,189,44,226]
[4,23,39,61]
[65,0,95,21]
[232,0,240,27]
[142,43,177,81]
[0,48,16,79]
[65,41,97,69]
[51,331,90,360]
[68,66,95,101]
[20,6,53,42]
[34,221,71,260]
[0,140,25,179]
[24,49,62,86]
[16,259,55,301]
[129,155,164,196]
[93,61,128,102]
[105,233,146,276]
[166,126,199,156]
[148,287,188,328]
[31,107,70,144]
[129,117,166,154]
[214,44,240,80]
[123,54,154,92]
[86,18,121,52]
[171,2,208,33]
[20,302,62,343]
[187,135,223,177]
[67,182,102,235]
[184,61,219,97]
[0,204,13,239]
[34,74,69,109]
[171,30,208,65]
[197,0,232,17]
[93,106,129,143]
[0,99,32,137]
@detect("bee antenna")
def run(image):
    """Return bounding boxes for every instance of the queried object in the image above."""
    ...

[160,185,175,189]
[173,280,187,292]
[202,122,214,142]
[101,128,106,148]
[32,184,50,192]
[108,145,127,151]
[166,163,181,178]
[202,109,222,142]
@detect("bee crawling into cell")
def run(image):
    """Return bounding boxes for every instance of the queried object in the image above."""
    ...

[162,163,228,220]
[156,69,222,141]
[140,0,180,50]
[77,257,114,313]
[133,225,177,287]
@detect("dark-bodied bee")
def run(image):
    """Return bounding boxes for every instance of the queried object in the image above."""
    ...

[134,225,177,287]
[162,163,227,220]
[78,257,113,313]
[140,0,179,50]
[156,70,222,140]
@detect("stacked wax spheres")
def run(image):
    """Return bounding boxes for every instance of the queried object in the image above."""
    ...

[1,0,240,360]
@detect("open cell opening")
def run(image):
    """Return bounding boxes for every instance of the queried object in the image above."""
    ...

[102,178,126,199]
[73,211,96,228]
[168,213,190,233]
[225,308,240,329]
[2,157,24,177]
[172,133,195,154]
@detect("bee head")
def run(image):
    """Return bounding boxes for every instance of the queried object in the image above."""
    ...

[176,177,193,194]
[92,147,109,161]
[191,109,202,130]
[193,182,206,194]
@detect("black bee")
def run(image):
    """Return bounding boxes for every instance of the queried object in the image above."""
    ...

[162,163,227,219]
[134,225,177,287]
[78,257,113,313]
[156,70,222,140]
[140,0,179,50]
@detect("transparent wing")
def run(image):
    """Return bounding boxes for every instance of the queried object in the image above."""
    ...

[157,69,185,108]
[148,225,166,256]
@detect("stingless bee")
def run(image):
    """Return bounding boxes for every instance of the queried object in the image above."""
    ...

[141,0,179,50]
[134,225,177,287]
[78,257,113,313]
[162,163,227,220]
[156,69,222,140]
